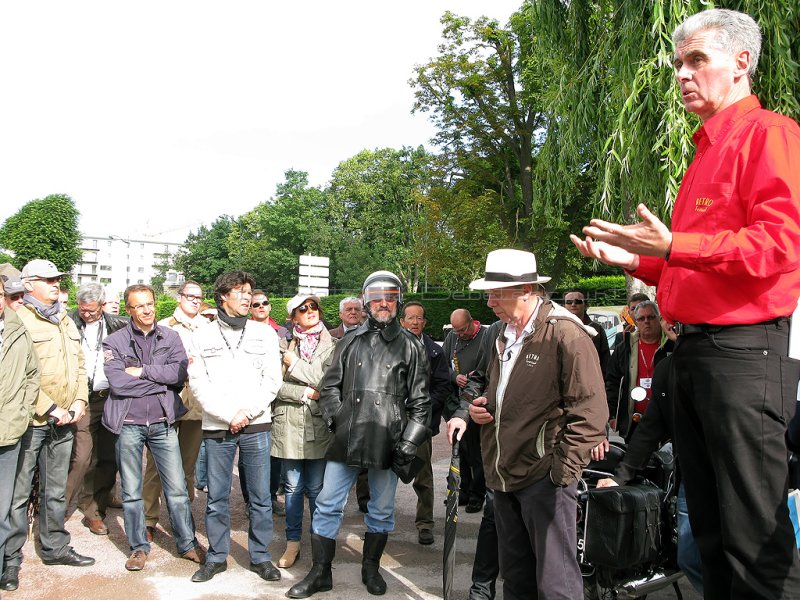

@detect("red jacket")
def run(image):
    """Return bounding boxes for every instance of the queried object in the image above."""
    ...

[634,95,800,325]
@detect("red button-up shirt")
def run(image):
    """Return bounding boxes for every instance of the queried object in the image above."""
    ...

[633,95,800,325]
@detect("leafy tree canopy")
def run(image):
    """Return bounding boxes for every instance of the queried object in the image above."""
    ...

[0,193,82,272]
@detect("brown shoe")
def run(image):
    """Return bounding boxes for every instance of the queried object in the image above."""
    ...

[81,516,109,536]
[181,545,206,565]
[146,526,156,543]
[125,550,148,571]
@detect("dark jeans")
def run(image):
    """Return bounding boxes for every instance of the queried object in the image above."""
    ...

[239,453,281,507]
[494,478,581,600]
[459,419,485,503]
[674,319,800,599]
[470,489,498,600]
[0,441,21,574]
[5,425,74,566]
[205,431,273,564]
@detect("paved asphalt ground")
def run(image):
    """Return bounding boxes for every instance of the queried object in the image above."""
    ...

[3,433,701,600]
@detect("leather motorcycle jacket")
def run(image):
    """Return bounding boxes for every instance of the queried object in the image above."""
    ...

[319,317,430,469]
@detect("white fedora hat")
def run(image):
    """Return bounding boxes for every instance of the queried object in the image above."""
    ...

[469,249,551,290]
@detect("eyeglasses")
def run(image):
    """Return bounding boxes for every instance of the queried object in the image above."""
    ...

[564,299,585,305]
[251,301,270,309]
[79,304,103,315]
[635,315,657,323]
[403,315,426,322]
[180,293,202,302]
[297,302,319,314]
[32,276,62,284]
[127,302,155,312]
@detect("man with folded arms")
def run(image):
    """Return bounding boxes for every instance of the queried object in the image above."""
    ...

[103,284,205,572]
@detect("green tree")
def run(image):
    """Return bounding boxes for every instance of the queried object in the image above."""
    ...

[409,10,602,287]
[0,194,82,272]
[322,147,440,292]
[233,170,328,295]
[173,215,236,288]
[150,251,173,295]
[411,12,545,241]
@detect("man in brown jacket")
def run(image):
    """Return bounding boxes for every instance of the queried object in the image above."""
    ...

[448,249,607,600]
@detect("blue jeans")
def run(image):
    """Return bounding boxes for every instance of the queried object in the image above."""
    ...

[205,431,273,564]
[677,484,704,594]
[5,425,74,566]
[282,458,326,541]
[116,423,197,554]
[195,439,207,489]
[0,441,21,573]
[312,462,398,539]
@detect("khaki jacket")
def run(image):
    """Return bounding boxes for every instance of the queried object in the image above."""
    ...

[0,308,40,445]
[271,328,336,460]
[158,308,206,421]
[18,303,88,425]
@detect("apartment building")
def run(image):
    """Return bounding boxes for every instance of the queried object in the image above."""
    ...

[72,235,185,292]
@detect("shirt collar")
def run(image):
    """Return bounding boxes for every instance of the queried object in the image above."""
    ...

[693,94,760,146]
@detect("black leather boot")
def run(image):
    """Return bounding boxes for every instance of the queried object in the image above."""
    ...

[361,531,388,595]
[286,534,335,599]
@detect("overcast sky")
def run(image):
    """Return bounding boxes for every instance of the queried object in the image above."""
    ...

[0,1,521,243]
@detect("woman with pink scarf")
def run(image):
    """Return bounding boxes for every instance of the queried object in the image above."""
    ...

[271,294,336,569]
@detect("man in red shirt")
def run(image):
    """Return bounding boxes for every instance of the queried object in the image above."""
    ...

[571,8,800,599]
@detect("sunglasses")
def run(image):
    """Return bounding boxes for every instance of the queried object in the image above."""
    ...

[251,301,270,309]
[564,299,585,305]
[297,302,319,314]
[33,276,63,284]
[636,315,657,323]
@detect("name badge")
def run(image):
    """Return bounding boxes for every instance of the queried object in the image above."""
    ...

[639,377,652,389]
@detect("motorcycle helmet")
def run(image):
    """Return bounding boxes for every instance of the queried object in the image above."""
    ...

[362,270,403,324]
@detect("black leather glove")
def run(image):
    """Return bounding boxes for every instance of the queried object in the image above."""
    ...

[393,440,417,466]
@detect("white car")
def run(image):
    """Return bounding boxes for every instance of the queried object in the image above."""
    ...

[587,308,623,351]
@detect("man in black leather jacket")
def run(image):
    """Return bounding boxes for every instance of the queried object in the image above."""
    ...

[288,271,430,599]
[65,283,129,533]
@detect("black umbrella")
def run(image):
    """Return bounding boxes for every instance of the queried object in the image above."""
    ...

[443,431,461,600]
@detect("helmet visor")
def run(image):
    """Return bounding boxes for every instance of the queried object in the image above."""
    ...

[363,287,401,304]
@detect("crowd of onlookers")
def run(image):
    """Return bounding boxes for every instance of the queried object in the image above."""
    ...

[0,256,702,600]
[4,7,800,599]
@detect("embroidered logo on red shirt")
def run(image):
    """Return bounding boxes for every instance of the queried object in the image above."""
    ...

[695,197,713,212]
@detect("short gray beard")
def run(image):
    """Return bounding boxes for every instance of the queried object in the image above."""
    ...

[373,307,397,324]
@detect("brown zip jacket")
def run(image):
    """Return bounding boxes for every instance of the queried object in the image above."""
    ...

[463,301,607,492]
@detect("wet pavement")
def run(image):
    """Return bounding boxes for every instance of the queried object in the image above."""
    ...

[2,433,699,600]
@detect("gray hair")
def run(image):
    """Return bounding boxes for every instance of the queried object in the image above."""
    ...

[76,282,106,306]
[633,299,661,320]
[672,9,761,79]
[339,296,363,312]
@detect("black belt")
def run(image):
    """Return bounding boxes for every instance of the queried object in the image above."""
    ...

[673,317,789,337]
[89,389,110,401]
